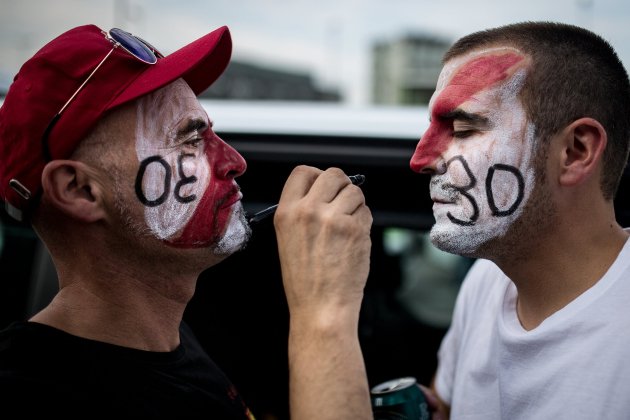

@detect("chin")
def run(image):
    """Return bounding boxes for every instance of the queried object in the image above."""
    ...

[211,207,252,256]
[429,223,492,258]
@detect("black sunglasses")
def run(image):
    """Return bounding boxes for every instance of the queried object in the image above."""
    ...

[40,28,163,163]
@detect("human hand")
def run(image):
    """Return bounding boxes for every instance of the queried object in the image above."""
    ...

[419,384,448,420]
[275,165,373,419]
[274,165,373,327]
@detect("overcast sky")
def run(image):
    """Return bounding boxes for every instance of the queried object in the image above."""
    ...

[1,0,629,105]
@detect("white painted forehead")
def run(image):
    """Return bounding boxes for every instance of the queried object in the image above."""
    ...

[435,46,525,91]
[144,78,195,102]
[137,78,208,131]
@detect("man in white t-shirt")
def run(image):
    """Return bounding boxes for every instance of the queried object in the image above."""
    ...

[409,22,630,419]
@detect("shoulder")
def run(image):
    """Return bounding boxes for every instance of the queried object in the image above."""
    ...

[0,321,77,350]
[0,321,73,374]
[456,259,509,304]
[434,259,508,405]
[0,321,41,354]
[447,258,511,329]
[0,322,68,406]
[464,258,505,279]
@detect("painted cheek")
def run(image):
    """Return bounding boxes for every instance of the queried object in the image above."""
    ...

[169,131,245,248]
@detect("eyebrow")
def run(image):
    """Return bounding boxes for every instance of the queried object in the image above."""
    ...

[176,118,208,138]
[439,109,490,126]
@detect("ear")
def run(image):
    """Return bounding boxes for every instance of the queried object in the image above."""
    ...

[40,160,107,223]
[557,117,607,187]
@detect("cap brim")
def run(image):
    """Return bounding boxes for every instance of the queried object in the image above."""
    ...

[109,25,232,110]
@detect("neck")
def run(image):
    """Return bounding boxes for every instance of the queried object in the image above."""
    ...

[495,218,627,331]
[30,242,201,352]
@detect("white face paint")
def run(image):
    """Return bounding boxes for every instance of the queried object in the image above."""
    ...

[413,49,537,256]
[132,79,250,252]
[135,79,210,240]
[214,206,249,256]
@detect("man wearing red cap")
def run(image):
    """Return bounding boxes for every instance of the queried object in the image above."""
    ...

[0,25,373,418]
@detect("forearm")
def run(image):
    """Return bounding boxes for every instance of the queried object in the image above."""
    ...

[275,166,373,419]
[287,310,372,420]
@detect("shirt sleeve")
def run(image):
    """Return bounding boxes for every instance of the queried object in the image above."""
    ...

[433,258,494,404]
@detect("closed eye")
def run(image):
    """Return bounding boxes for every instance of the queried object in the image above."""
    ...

[441,108,491,140]
[183,136,203,148]
[452,129,477,139]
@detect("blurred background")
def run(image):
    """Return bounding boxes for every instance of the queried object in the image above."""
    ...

[2,1,630,419]
[1,0,628,105]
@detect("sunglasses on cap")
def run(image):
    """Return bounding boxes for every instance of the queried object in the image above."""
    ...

[38,28,163,164]
[7,28,163,212]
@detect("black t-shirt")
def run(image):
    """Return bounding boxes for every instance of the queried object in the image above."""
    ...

[0,321,255,419]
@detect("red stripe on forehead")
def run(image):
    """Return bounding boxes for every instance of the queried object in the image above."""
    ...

[433,53,524,116]
[410,52,524,172]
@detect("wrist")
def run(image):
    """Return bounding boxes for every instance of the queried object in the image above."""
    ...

[288,304,361,341]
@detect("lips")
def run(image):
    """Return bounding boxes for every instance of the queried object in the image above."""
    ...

[220,187,242,209]
[430,190,458,205]
[431,196,454,204]
[430,179,458,204]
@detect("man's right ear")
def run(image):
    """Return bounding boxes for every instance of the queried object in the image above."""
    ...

[40,160,107,223]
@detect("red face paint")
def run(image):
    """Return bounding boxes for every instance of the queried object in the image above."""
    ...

[410,52,525,172]
[169,129,247,248]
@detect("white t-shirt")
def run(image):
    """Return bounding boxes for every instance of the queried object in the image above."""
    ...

[435,233,630,419]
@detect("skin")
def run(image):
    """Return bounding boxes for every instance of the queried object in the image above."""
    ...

[29,79,373,420]
[274,165,373,420]
[135,79,249,253]
[413,47,630,418]
[410,48,537,257]
[31,79,251,350]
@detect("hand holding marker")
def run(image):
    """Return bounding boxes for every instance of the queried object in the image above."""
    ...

[247,174,366,225]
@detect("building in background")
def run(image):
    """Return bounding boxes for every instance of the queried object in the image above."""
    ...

[201,60,341,102]
[372,33,451,105]
[0,59,340,102]
[0,71,12,96]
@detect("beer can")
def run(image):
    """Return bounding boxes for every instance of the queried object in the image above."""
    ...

[370,377,430,420]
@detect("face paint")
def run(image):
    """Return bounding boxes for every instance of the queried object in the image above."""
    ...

[134,79,249,250]
[411,49,537,256]
[411,51,525,171]
[169,124,249,250]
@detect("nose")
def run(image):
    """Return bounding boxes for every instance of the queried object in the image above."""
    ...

[207,132,247,179]
[410,122,448,175]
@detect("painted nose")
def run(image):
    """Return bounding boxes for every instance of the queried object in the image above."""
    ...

[209,133,247,179]
[410,122,448,175]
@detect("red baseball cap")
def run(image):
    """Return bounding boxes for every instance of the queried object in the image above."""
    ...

[0,24,232,221]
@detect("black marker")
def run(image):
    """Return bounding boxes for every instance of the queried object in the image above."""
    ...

[247,174,365,225]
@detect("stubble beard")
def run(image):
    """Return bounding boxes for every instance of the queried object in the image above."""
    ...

[429,169,557,261]
[110,174,252,260]
[211,204,252,257]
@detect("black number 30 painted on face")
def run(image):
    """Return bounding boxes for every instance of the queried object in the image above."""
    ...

[445,155,525,226]
[445,156,479,226]
[135,153,199,207]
